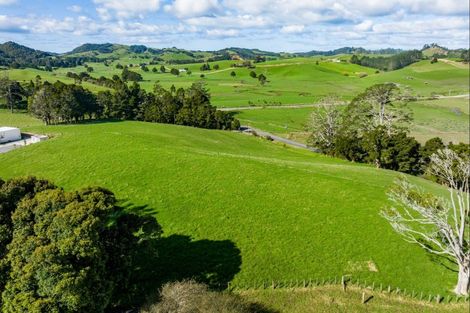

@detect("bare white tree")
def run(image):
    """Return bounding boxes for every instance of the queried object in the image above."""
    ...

[349,83,412,136]
[307,96,344,152]
[381,149,469,295]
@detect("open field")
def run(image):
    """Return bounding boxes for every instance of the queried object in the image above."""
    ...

[239,285,468,313]
[0,116,459,296]
[3,57,469,107]
[235,97,469,144]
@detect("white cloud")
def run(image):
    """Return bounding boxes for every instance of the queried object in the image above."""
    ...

[0,15,29,32]
[186,15,271,28]
[354,20,373,32]
[68,5,82,13]
[93,0,161,19]
[206,28,239,37]
[0,0,16,5]
[280,25,305,34]
[165,0,220,18]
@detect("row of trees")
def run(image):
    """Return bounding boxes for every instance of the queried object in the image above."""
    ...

[350,50,423,71]
[0,176,162,312]
[27,79,240,130]
[307,84,469,176]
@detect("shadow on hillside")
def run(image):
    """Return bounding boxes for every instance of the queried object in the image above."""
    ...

[428,253,458,273]
[113,202,244,311]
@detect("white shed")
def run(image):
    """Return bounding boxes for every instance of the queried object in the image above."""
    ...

[0,127,21,144]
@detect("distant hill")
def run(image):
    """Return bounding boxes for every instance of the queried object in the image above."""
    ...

[0,41,53,68]
[421,43,467,59]
[0,41,467,70]
[70,43,119,54]
[298,47,403,57]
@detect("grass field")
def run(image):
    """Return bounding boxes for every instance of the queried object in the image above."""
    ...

[3,57,468,107]
[0,114,459,296]
[239,285,467,313]
[235,97,470,144]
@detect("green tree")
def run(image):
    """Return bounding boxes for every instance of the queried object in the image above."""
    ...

[160,65,166,73]
[421,137,445,165]
[230,71,236,77]
[1,182,162,313]
[0,177,55,308]
[249,71,257,78]
[362,126,421,174]
[258,74,267,85]
[0,75,25,113]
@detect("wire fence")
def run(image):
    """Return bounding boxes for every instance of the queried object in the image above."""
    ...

[227,276,470,304]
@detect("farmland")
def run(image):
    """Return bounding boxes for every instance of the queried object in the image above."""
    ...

[0,118,459,296]
[5,57,469,108]
[234,96,469,144]
[0,41,469,311]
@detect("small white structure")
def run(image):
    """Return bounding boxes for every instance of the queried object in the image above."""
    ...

[31,135,48,143]
[0,127,21,144]
[179,69,187,73]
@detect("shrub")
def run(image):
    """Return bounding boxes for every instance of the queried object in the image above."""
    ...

[141,281,270,313]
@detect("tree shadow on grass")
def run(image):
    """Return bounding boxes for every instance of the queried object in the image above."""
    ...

[153,234,242,289]
[113,202,244,311]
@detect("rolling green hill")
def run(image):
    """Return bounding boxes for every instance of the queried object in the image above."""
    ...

[4,56,468,107]
[0,116,459,296]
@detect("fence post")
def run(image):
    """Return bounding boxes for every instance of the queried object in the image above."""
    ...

[362,292,366,304]
[341,276,346,291]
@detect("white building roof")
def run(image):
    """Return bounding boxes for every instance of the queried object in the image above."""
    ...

[0,127,20,132]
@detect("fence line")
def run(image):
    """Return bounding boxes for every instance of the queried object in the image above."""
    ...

[225,276,470,304]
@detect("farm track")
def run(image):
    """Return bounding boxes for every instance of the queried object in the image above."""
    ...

[240,126,320,153]
[219,94,470,111]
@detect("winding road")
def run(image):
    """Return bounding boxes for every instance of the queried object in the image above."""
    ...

[240,126,321,153]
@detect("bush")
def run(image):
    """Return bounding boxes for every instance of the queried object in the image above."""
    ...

[141,281,271,313]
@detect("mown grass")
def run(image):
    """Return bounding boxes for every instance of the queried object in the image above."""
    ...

[0,118,459,295]
[0,109,43,128]
[239,285,468,313]
[3,57,468,107]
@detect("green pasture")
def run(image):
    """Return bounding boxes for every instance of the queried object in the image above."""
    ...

[0,116,459,295]
[4,57,467,107]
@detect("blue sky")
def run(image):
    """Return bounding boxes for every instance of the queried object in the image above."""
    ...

[0,0,468,53]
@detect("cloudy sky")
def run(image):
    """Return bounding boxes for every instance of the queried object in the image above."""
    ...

[0,0,468,52]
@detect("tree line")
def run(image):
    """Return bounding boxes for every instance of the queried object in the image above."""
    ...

[350,50,423,71]
[307,83,469,179]
[26,77,239,130]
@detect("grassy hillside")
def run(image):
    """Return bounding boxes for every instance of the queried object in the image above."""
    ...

[3,56,468,107]
[0,115,459,295]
